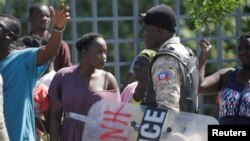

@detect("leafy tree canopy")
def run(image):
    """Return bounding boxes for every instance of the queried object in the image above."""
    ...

[188,0,245,35]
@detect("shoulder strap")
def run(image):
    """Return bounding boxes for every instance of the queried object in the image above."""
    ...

[154,47,189,65]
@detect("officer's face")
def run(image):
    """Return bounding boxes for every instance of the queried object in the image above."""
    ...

[143,24,159,50]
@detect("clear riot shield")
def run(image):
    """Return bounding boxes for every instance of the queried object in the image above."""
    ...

[82,100,218,141]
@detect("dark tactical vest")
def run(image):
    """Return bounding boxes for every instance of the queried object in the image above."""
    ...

[145,43,199,113]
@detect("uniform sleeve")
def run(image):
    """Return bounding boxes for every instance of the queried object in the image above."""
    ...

[151,55,182,111]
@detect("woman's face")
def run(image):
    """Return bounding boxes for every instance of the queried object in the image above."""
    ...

[237,37,250,67]
[86,37,107,69]
[133,56,150,81]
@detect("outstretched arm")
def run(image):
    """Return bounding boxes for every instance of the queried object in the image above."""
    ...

[37,3,70,66]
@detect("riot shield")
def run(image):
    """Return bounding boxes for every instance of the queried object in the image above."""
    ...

[82,100,218,141]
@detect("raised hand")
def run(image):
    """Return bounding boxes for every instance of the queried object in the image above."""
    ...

[198,38,213,75]
[49,3,70,30]
[199,38,212,54]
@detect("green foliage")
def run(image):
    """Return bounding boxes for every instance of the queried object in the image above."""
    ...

[188,0,244,35]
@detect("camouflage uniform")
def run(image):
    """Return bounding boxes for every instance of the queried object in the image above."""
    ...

[151,37,189,111]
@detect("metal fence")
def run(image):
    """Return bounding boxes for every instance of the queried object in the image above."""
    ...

[3,0,250,115]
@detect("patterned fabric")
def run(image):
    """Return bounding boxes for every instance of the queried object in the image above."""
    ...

[219,68,250,124]
[151,37,189,111]
[152,55,181,111]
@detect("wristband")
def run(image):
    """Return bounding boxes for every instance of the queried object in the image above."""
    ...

[53,26,65,33]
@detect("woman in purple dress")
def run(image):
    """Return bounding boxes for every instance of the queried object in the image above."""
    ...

[49,33,121,141]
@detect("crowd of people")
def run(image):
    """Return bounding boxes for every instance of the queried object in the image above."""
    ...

[0,2,249,141]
